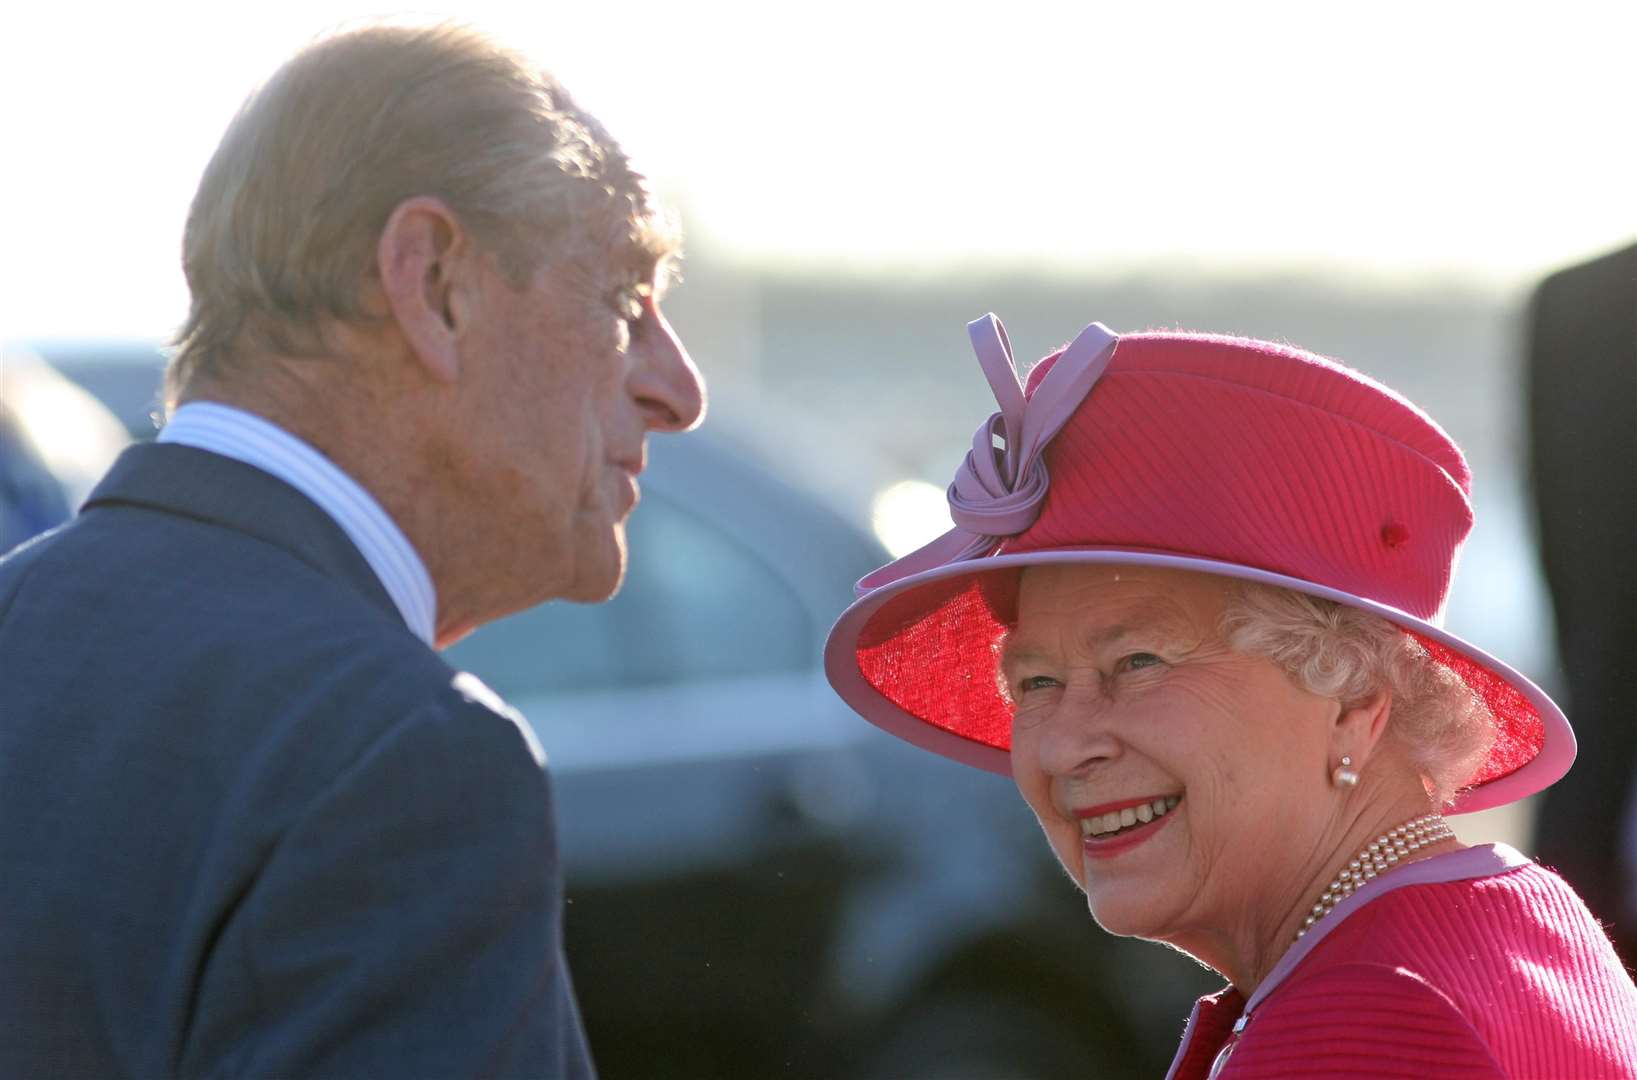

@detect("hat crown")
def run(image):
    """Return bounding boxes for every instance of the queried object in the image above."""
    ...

[1027,332,1472,493]
[1013,332,1475,621]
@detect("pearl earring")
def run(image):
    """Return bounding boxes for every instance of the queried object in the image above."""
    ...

[1332,755,1360,788]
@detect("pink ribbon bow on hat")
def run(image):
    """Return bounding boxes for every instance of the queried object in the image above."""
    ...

[856,314,1119,596]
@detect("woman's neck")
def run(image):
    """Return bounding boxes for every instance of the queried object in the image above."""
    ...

[1166,798,1465,995]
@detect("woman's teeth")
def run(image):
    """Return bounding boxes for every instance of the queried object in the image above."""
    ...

[1081,795,1181,837]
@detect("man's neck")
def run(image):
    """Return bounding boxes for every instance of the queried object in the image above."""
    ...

[182,361,564,647]
[180,367,460,626]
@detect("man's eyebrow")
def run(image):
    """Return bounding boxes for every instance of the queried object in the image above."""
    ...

[620,213,683,294]
[612,247,681,300]
[650,253,682,299]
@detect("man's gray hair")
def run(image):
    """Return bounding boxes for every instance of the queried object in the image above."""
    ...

[1221,581,1494,805]
[168,20,675,404]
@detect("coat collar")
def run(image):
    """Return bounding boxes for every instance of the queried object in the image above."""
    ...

[83,442,400,625]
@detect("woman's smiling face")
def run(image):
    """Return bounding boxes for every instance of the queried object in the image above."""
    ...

[1003,564,1340,946]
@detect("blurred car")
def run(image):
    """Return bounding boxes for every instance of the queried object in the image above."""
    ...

[0,343,132,553]
[0,403,71,552]
[31,339,1214,1079]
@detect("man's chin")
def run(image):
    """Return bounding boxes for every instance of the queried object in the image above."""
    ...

[435,622,478,650]
[568,572,624,604]
[563,538,627,604]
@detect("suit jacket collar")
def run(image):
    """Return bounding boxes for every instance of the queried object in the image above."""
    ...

[84,442,401,625]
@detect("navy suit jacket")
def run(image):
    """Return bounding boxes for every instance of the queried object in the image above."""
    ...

[1528,241,1637,948]
[0,443,594,1078]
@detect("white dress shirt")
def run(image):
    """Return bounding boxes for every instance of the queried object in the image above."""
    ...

[158,402,437,647]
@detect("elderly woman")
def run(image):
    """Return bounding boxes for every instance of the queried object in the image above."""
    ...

[826,316,1637,1077]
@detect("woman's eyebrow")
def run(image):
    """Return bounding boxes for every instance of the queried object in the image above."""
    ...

[1000,620,1144,675]
[1085,616,1178,649]
[997,638,1050,679]
[1002,597,1197,672]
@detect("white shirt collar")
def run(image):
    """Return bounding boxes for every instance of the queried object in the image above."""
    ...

[158,402,438,647]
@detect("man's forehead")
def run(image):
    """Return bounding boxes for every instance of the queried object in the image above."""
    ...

[622,192,681,264]
[549,183,678,285]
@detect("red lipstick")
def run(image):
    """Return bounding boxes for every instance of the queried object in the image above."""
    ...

[1074,795,1173,819]
[1075,794,1181,860]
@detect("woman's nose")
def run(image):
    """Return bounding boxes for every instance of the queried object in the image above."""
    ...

[1031,691,1122,778]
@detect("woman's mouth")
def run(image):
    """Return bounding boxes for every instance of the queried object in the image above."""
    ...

[1079,794,1181,838]
[1073,795,1182,858]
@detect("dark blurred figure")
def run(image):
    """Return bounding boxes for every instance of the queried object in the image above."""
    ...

[0,405,71,551]
[1528,240,1637,965]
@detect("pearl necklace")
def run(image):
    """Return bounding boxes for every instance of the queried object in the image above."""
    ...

[1297,812,1455,940]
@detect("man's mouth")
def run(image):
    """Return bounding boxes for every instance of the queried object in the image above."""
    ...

[609,466,640,515]
[1078,795,1181,838]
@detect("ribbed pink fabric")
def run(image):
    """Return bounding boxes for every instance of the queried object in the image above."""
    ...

[1169,861,1637,1078]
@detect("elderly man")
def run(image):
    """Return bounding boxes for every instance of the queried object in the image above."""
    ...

[0,22,703,1079]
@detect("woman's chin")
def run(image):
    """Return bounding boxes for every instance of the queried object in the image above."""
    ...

[1083,880,1174,940]
[1087,907,1156,939]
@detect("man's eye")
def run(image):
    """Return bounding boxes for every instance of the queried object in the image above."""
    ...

[612,280,654,325]
[613,288,642,323]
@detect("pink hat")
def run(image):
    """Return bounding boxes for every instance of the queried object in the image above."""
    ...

[824,315,1574,814]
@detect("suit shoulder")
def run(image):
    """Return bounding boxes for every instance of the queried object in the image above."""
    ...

[0,517,72,604]
[1,502,542,781]
[247,620,545,775]
[446,671,547,766]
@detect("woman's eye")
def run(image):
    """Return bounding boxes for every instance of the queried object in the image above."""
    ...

[1119,652,1164,672]
[1017,675,1059,694]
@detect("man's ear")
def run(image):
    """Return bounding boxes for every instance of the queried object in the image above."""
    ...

[377,196,471,384]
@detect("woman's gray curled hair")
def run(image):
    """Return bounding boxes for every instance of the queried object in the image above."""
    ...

[1220,582,1494,805]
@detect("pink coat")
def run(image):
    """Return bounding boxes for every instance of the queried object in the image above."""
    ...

[1166,845,1637,1079]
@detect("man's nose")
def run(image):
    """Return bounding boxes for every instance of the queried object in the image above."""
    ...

[632,307,706,432]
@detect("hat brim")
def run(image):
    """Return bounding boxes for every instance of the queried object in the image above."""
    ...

[825,547,1573,815]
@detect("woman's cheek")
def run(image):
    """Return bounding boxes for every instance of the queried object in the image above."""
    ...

[1011,684,1068,726]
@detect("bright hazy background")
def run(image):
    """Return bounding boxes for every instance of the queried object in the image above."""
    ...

[4,1,1635,338]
